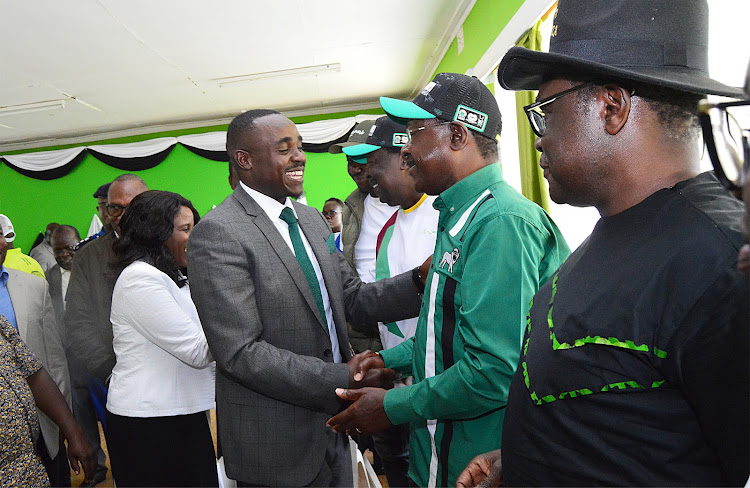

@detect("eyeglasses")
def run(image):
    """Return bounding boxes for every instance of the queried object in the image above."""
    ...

[322,210,341,218]
[523,82,595,137]
[106,203,128,217]
[699,99,750,191]
[406,121,452,143]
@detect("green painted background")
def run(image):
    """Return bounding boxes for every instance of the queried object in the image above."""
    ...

[1,0,525,253]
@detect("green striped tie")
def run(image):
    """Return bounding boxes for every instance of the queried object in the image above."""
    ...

[279,207,327,326]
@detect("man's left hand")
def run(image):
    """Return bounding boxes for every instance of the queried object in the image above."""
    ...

[327,387,391,436]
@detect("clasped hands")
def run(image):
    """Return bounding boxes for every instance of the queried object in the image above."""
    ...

[326,350,395,436]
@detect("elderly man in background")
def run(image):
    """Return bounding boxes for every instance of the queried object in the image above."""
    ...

[64,174,148,487]
[47,225,81,346]
[30,222,60,275]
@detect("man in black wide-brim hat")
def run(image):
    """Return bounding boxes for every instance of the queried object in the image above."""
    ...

[457,0,749,486]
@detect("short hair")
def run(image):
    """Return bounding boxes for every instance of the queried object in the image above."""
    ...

[112,190,200,287]
[325,197,344,208]
[111,173,148,188]
[563,75,702,142]
[52,224,81,242]
[226,109,281,162]
[630,83,703,142]
[471,131,499,161]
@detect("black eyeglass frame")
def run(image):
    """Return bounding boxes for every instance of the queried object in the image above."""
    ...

[523,82,596,137]
[106,203,128,217]
[699,98,750,192]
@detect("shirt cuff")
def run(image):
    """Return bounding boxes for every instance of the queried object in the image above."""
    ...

[379,344,411,373]
[383,385,419,425]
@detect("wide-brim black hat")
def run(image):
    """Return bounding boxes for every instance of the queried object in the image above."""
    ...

[497,0,744,99]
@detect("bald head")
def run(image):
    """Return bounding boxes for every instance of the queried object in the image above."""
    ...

[108,174,148,235]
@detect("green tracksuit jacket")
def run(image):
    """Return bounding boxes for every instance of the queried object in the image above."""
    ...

[380,163,570,487]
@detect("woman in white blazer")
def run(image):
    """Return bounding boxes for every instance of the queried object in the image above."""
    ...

[106,190,217,487]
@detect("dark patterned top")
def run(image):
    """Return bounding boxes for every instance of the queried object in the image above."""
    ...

[0,314,49,486]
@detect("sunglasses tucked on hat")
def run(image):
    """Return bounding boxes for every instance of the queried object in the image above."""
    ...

[380,73,502,142]
[341,116,408,163]
[328,119,378,155]
[497,0,743,98]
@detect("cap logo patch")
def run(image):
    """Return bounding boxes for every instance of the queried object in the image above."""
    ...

[454,104,487,132]
[368,125,377,136]
[392,133,408,146]
[421,81,436,96]
[352,129,365,136]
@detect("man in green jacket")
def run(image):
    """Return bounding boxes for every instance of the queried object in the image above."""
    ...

[329,73,570,487]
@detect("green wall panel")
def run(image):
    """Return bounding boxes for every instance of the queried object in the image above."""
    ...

[1,146,356,252]
[434,0,524,77]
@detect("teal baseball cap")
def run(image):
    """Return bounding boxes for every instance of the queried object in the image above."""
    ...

[380,72,502,141]
[341,116,408,163]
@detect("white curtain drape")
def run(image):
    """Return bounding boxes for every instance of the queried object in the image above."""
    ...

[1,114,383,174]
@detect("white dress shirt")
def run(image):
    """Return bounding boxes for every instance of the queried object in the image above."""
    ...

[240,182,342,363]
[60,268,71,306]
[354,194,398,283]
[107,260,215,417]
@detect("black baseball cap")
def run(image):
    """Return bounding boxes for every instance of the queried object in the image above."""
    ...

[328,119,377,154]
[341,116,408,162]
[380,73,501,141]
[93,182,111,199]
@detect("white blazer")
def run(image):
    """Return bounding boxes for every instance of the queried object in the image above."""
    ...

[107,260,215,417]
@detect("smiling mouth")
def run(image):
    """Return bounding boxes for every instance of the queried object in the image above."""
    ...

[286,167,304,181]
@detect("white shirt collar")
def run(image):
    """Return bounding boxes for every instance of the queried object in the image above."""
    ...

[239,181,297,221]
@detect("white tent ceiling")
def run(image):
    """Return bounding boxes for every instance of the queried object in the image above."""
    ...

[0,0,476,152]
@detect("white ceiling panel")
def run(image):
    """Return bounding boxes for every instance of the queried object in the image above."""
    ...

[0,0,475,152]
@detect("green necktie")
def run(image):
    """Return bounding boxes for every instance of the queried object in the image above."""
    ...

[279,207,328,326]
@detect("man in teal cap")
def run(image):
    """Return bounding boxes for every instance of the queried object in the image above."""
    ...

[328,73,570,487]
[344,115,438,488]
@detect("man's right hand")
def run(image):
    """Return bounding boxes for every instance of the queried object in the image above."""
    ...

[347,350,395,388]
[456,449,503,488]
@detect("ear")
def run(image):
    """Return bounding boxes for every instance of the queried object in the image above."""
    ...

[234,150,252,171]
[601,84,631,135]
[448,122,470,151]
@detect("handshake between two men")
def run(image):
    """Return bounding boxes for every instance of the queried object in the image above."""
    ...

[327,351,396,437]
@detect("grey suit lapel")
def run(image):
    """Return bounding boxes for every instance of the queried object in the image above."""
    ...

[233,189,328,332]
[6,270,29,341]
[295,203,348,343]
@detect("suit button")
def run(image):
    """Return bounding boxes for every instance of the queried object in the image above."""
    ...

[323,349,333,357]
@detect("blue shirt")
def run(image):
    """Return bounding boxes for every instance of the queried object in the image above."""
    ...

[0,266,19,331]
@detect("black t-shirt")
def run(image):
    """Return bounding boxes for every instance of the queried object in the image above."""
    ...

[502,172,749,486]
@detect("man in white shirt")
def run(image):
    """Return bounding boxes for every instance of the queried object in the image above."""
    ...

[47,224,81,345]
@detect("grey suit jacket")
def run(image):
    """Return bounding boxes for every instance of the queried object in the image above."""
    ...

[64,232,117,386]
[30,241,57,275]
[46,264,66,346]
[7,267,71,459]
[187,186,421,486]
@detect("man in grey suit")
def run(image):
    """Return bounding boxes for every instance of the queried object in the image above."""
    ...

[187,109,424,487]
[47,224,81,345]
[0,230,73,486]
